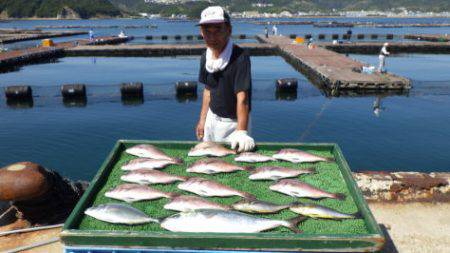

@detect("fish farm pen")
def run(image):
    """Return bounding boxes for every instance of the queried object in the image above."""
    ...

[61,140,385,252]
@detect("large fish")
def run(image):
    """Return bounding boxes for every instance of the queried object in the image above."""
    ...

[289,202,358,219]
[105,184,177,202]
[188,142,236,157]
[187,158,252,174]
[249,166,315,181]
[164,195,231,212]
[125,144,183,163]
[85,203,159,225]
[121,158,181,171]
[232,199,290,214]
[234,152,277,163]
[272,149,334,163]
[269,179,345,200]
[160,209,306,233]
[121,169,187,185]
[177,177,255,199]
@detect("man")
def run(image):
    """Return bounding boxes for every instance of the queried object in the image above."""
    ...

[88,29,94,41]
[272,24,278,36]
[378,43,390,73]
[195,6,255,152]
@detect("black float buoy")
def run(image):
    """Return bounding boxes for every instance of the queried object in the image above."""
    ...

[61,84,86,99]
[239,34,246,39]
[332,34,339,40]
[121,82,144,98]
[197,35,203,40]
[186,35,193,40]
[145,35,153,40]
[289,34,297,39]
[318,34,325,40]
[304,34,312,39]
[5,85,32,100]
[371,34,378,40]
[357,34,365,40]
[175,35,181,40]
[161,35,168,40]
[386,34,394,40]
[276,78,298,92]
[175,81,197,96]
[342,34,350,40]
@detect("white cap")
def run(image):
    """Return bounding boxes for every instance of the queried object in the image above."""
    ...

[198,6,230,26]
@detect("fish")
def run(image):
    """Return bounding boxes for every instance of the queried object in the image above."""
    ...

[188,142,236,157]
[125,144,183,163]
[121,169,188,185]
[187,158,252,174]
[84,203,159,225]
[177,177,255,199]
[164,195,231,212]
[231,199,290,214]
[272,149,334,163]
[269,179,345,200]
[234,152,277,163]
[249,166,315,181]
[105,184,177,202]
[121,158,181,171]
[160,209,306,233]
[289,202,358,219]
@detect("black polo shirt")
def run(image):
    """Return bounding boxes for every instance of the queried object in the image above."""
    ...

[198,44,252,119]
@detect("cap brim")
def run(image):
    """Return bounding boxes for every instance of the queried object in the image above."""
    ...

[196,19,226,26]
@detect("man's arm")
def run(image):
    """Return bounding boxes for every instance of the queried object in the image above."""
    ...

[196,88,210,140]
[236,91,249,131]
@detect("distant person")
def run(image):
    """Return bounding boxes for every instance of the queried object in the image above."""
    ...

[346,29,352,41]
[378,42,390,73]
[272,25,278,36]
[373,96,384,117]
[118,30,127,38]
[307,37,314,48]
[264,26,269,38]
[88,29,94,41]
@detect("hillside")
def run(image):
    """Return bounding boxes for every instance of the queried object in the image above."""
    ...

[0,0,121,19]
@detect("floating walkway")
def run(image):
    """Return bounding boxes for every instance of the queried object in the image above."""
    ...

[65,43,276,57]
[257,35,411,91]
[322,41,450,54]
[0,31,88,44]
[404,34,450,42]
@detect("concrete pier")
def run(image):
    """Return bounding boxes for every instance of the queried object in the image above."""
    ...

[0,31,88,44]
[404,34,450,42]
[322,41,450,54]
[257,35,411,91]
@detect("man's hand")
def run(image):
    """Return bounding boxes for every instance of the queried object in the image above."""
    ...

[227,130,255,152]
[196,120,206,140]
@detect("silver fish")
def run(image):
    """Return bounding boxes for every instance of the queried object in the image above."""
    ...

[105,184,177,202]
[164,195,231,212]
[121,158,181,171]
[249,166,315,181]
[232,199,290,214]
[125,144,183,163]
[177,177,255,199]
[272,149,334,163]
[269,179,345,200]
[187,158,252,174]
[85,203,159,225]
[161,209,306,233]
[121,169,187,185]
[234,152,277,163]
[289,202,358,219]
[188,142,236,157]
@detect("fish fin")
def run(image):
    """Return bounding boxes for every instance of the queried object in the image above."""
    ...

[288,201,301,207]
[242,192,257,200]
[286,216,307,233]
[179,176,189,181]
[334,193,346,200]
[123,197,136,203]
[242,166,254,171]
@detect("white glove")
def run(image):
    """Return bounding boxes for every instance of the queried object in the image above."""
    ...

[227,130,255,152]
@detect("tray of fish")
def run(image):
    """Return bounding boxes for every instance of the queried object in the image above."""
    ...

[61,140,385,252]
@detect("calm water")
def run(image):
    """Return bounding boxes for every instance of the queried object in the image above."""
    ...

[1,19,450,180]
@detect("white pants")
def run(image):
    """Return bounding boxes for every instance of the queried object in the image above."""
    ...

[203,109,251,142]
[378,55,386,72]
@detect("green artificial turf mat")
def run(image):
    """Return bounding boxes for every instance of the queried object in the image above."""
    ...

[78,143,369,235]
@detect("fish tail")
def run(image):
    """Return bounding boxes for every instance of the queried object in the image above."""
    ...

[325,157,335,162]
[173,157,184,164]
[242,166,254,171]
[352,211,362,219]
[285,216,307,233]
[241,192,257,200]
[178,176,190,181]
[288,201,301,207]
[305,167,316,173]
[333,193,346,200]
[167,192,180,199]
